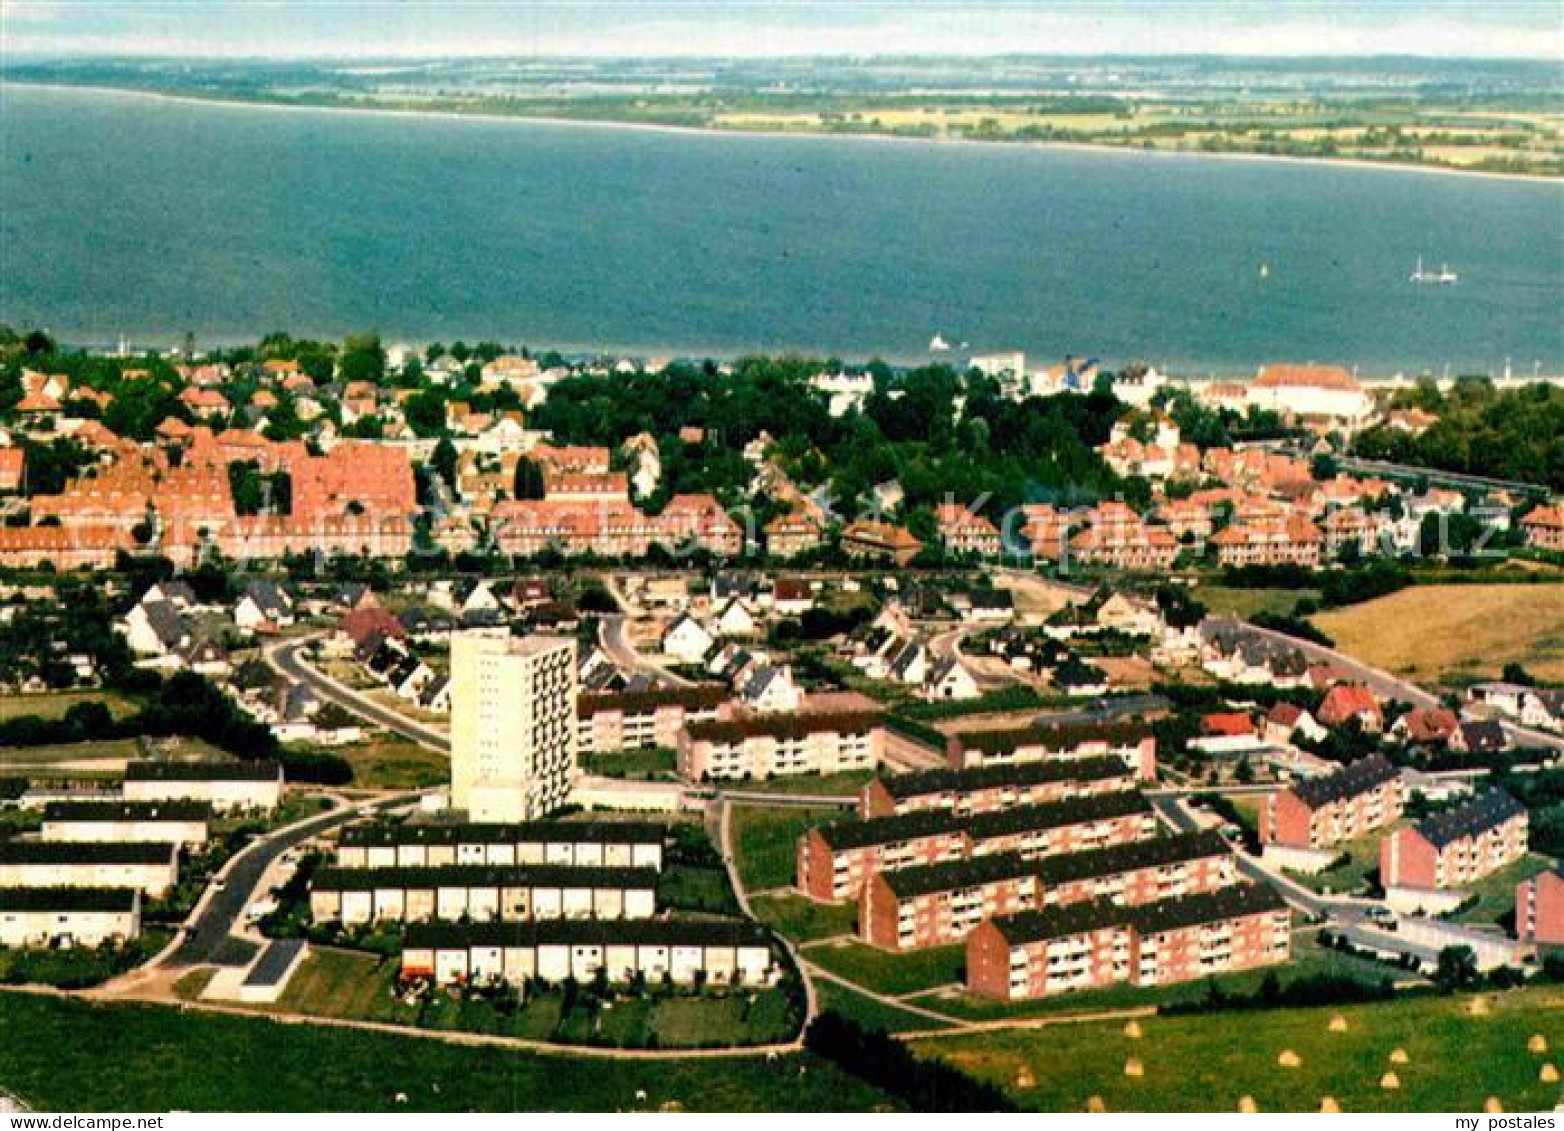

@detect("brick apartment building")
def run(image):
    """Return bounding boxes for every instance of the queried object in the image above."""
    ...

[860,755,1138,819]
[966,883,1290,1001]
[1381,790,1529,897]
[859,830,1233,951]
[797,791,1156,903]
[1516,868,1564,947]
[1259,753,1403,852]
[945,720,1158,780]
[576,686,727,755]
[677,710,884,782]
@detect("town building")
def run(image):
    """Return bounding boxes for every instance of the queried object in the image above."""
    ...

[308,863,659,925]
[0,841,179,897]
[840,520,922,566]
[798,791,1156,903]
[1259,754,1403,870]
[450,632,578,822]
[40,800,212,847]
[966,883,1290,1001]
[576,686,727,755]
[122,760,284,813]
[1516,868,1564,947]
[860,756,1138,819]
[677,709,884,782]
[334,820,666,871]
[945,721,1158,780]
[0,887,142,948]
[1520,504,1564,552]
[401,918,777,989]
[1382,791,1529,911]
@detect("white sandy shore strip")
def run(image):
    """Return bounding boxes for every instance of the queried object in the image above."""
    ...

[6,80,1561,187]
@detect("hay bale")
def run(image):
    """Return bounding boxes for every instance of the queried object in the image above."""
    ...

[1319,1097,1341,1114]
[1467,997,1491,1016]
[1380,1072,1401,1090]
[1484,1098,1504,1114]
[1278,1049,1302,1068]
[1541,1063,1559,1084]
[1388,1048,1409,1065]
[1085,1096,1108,1113]
[1237,1096,1259,1113]
[1124,1020,1143,1039]
[1328,1014,1348,1033]
[1529,1034,1549,1054]
[1123,1057,1144,1078]
[1014,1067,1036,1090]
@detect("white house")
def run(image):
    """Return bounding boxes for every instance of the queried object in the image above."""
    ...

[713,598,759,639]
[662,613,716,663]
[923,657,980,701]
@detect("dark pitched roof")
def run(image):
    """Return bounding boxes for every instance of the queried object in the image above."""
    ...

[951,719,1154,758]
[337,820,667,850]
[685,710,882,745]
[0,841,175,865]
[43,800,213,823]
[816,791,1151,851]
[311,863,660,892]
[0,886,140,913]
[1289,754,1399,809]
[577,685,728,718]
[880,851,1037,898]
[1414,790,1527,849]
[124,760,282,783]
[1034,830,1232,886]
[405,917,774,952]
[877,755,1134,801]
[989,883,1286,945]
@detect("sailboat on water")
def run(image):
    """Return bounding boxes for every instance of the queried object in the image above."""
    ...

[1410,256,1459,285]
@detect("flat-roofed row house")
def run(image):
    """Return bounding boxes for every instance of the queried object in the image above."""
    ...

[334,820,666,872]
[307,863,660,926]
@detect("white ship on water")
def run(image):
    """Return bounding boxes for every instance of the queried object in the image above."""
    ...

[1410,256,1459,285]
[929,333,951,352]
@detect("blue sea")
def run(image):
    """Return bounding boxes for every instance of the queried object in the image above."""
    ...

[1,84,1561,375]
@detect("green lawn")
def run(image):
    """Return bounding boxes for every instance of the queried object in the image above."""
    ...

[729,804,835,892]
[313,734,448,790]
[581,747,677,780]
[913,985,1564,1112]
[804,939,965,997]
[658,863,743,916]
[815,980,957,1035]
[732,770,871,798]
[0,738,143,766]
[1453,853,1557,927]
[0,690,139,722]
[750,893,858,943]
[1281,826,1397,897]
[1193,585,1321,621]
[0,929,172,990]
[0,991,895,1112]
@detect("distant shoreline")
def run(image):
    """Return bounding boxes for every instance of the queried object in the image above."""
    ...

[6,79,1561,186]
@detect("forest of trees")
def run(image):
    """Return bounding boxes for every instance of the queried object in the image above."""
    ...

[1354,377,1564,490]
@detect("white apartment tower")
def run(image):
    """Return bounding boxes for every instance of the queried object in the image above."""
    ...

[450,631,579,821]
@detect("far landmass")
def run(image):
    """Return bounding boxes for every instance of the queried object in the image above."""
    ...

[3,55,1562,177]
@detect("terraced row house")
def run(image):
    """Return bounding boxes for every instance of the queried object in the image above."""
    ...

[307,863,660,925]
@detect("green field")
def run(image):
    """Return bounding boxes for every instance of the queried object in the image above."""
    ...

[913,985,1564,1112]
[0,991,894,1112]
[315,734,448,790]
[730,770,872,798]
[804,940,966,997]
[0,737,143,766]
[658,863,743,916]
[1452,854,1556,927]
[729,804,835,892]
[751,893,858,942]
[1192,585,1321,621]
[0,929,172,989]
[580,747,677,780]
[815,979,956,1035]
[0,690,139,721]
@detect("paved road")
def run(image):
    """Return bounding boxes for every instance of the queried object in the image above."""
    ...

[166,792,418,968]
[268,638,452,751]
[599,614,692,688]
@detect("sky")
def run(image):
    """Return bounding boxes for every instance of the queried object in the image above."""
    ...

[1,1,1561,60]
